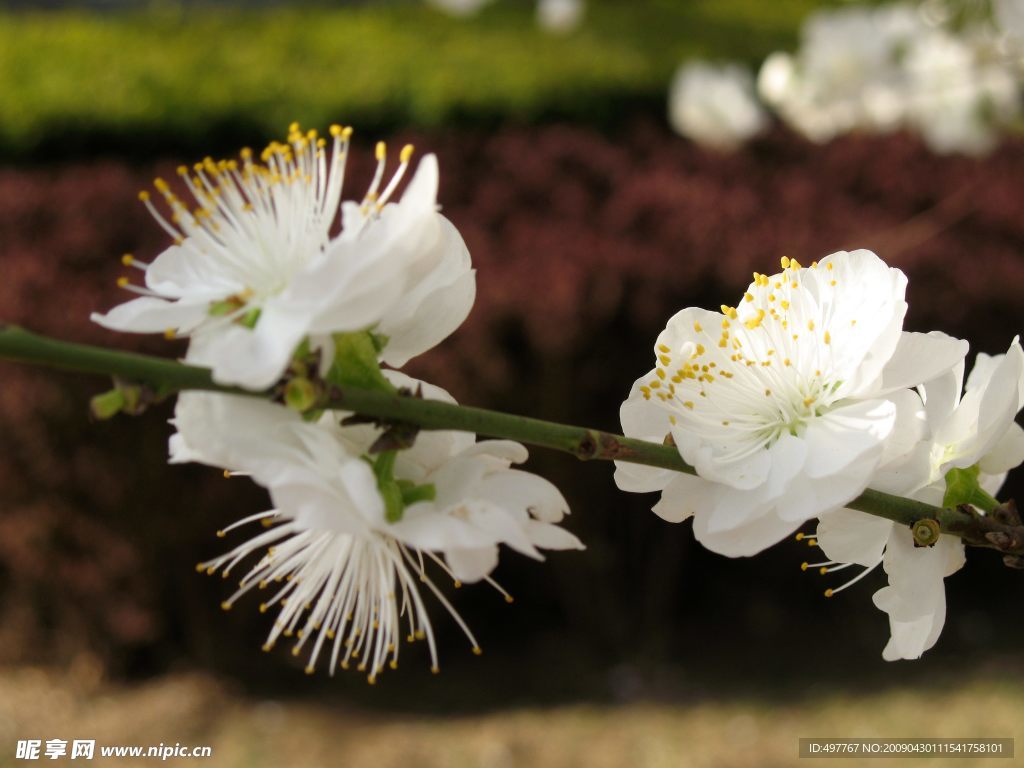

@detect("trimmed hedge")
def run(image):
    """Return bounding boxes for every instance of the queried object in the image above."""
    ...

[0,0,830,157]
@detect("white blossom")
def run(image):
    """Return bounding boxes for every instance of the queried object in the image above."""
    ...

[668,62,767,150]
[615,250,967,557]
[815,339,1024,660]
[172,372,582,678]
[92,125,475,388]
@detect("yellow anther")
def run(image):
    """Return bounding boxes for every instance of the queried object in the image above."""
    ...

[695,343,706,356]
[693,321,703,333]
[137,190,150,202]
[305,665,315,675]
[722,318,730,329]
[220,601,232,611]
[367,675,376,685]
[804,397,815,407]
[780,300,790,310]
[811,261,817,268]
[389,660,398,670]
[784,358,791,367]
[765,389,771,396]
[831,280,837,286]
[824,588,834,598]
[657,343,670,354]
[195,563,205,573]
[744,292,754,303]
[154,178,169,194]
[655,368,666,380]
[431,666,440,675]
[341,660,350,670]
[790,258,801,269]
[291,647,301,657]
[400,144,415,163]
[259,603,268,614]
[262,642,275,652]
[472,646,483,656]
[658,355,671,366]
[826,262,834,271]
[288,121,300,133]
[453,580,462,589]
[375,141,386,161]
[683,401,694,410]
[800,562,809,571]
[415,630,426,640]
[116,277,130,288]
[819,566,828,575]
[780,256,790,269]
[807,320,815,331]
[505,595,515,604]
[795,533,805,541]
[163,328,176,340]
[329,124,343,137]
[824,331,831,345]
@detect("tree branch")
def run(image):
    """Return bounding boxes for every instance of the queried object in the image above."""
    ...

[2,324,1022,557]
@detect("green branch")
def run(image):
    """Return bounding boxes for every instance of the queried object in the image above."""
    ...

[1,324,1021,556]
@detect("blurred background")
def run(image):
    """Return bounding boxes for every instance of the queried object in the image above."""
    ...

[1,0,1023,765]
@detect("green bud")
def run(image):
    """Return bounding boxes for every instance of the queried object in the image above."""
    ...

[284,377,319,413]
[90,388,126,420]
[326,331,395,393]
[911,518,941,547]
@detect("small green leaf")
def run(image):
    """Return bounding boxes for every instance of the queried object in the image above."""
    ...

[943,465,999,513]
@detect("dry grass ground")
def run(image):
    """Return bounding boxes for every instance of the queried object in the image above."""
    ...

[0,665,1019,768]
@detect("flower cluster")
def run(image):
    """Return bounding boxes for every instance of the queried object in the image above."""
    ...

[93,125,583,679]
[669,1,1023,155]
[617,249,1024,659]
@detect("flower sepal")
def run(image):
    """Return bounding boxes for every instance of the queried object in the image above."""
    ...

[327,330,396,394]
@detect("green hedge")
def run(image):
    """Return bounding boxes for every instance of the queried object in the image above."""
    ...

[0,0,829,157]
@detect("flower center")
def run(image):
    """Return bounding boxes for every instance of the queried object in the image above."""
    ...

[642,257,850,458]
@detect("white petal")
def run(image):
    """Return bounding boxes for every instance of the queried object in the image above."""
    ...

[877,331,969,397]
[979,422,1024,475]
[91,297,209,334]
[444,546,499,583]
[802,398,895,479]
[378,216,476,367]
[816,508,892,567]
[523,520,585,550]
[185,303,310,389]
[693,502,804,558]
[651,473,701,523]
[474,468,570,523]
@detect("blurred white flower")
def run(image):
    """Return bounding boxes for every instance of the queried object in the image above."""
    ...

[668,62,767,150]
[759,5,922,142]
[173,372,582,678]
[903,29,1020,155]
[814,339,1024,660]
[536,0,584,34]
[615,250,967,557]
[427,0,494,17]
[758,2,1021,154]
[93,125,475,388]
